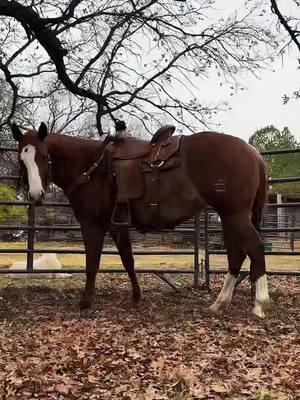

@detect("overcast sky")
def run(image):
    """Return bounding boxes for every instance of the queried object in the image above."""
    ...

[217,52,300,142]
[212,0,300,142]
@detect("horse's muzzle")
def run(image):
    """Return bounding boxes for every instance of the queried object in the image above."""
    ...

[28,189,45,205]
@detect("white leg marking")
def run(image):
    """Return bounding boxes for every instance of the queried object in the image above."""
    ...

[21,145,43,201]
[209,273,238,314]
[253,274,270,318]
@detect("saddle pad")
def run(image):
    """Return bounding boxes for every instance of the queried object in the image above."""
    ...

[113,159,144,203]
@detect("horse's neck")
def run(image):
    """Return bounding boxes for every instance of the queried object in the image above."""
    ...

[46,134,101,192]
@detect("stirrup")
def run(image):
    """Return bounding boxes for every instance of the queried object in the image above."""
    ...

[111,201,131,226]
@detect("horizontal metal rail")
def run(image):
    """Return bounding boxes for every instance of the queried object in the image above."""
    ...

[0,224,198,233]
[208,250,300,256]
[260,148,300,155]
[268,177,300,184]
[0,175,19,180]
[0,268,195,275]
[2,175,300,184]
[1,200,300,208]
[0,146,18,152]
[0,248,195,255]
[2,146,300,155]
[267,202,300,208]
[210,269,300,276]
[0,200,71,207]
[207,227,300,234]
[2,224,290,234]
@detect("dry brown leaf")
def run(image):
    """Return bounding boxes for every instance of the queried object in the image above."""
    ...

[54,383,70,395]
[114,384,128,395]
[210,383,228,393]
[9,376,24,388]
[248,367,263,378]
[144,386,156,400]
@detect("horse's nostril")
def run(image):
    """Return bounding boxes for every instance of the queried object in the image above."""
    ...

[28,192,33,200]
[41,190,45,199]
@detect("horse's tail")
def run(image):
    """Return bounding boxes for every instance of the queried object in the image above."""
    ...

[251,157,268,232]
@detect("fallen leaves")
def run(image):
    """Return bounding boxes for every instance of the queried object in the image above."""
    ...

[0,275,299,399]
[54,383,70,395]
[210,383,228,393]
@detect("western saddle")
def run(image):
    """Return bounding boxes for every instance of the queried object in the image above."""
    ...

[110,124,182,225]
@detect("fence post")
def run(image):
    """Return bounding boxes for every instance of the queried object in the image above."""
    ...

[26,204,35,272]
[193,214,200,288]
[290,215,295,251]
[204,207,210,290]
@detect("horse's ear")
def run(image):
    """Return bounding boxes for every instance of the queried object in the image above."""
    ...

[37,122,48,141]
[11,123,23,142]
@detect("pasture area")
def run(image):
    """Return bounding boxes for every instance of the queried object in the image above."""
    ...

[0,272,299,399]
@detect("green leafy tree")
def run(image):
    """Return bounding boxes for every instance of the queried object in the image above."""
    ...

[249,125,300,195]
[0,184,27,223]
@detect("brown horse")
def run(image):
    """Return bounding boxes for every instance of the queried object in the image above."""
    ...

[11,122,270,318]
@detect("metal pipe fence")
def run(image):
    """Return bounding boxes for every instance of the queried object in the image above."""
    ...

[0,145,300,287]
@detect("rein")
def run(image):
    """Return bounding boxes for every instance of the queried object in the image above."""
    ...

[65,135,116,196]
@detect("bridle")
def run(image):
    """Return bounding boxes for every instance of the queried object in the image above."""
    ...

[17,134,116,197]
[44,153,52,190]
[65,134,116,196]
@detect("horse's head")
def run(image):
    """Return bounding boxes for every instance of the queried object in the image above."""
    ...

[11,122,50,204]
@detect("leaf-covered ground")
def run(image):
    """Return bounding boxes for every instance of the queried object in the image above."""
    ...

[0,275,299,400]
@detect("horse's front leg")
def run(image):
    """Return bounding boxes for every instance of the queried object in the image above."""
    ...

[110,229,141,304]
[80,220,106,310]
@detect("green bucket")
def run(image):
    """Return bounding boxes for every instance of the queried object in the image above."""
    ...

[264,242,273,252]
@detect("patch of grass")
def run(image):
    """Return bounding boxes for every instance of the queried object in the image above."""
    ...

[249,389,275,400]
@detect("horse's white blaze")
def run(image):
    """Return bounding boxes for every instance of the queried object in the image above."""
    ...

[20,145,43,201]
[253,274,269,318]
[210,272,237,312]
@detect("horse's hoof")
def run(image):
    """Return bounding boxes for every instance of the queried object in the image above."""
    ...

[79,297,93,310]
[208,303,222,315]
[252,299,270,319]
[132,290,141,303]
[208,299,229,315]
[252,305,265,319]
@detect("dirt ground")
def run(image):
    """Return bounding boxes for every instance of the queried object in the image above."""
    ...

[0,274,299,400]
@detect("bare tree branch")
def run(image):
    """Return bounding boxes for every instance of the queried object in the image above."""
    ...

[270,0,300,53]
[0,61,18,128]
[0,0,279,135]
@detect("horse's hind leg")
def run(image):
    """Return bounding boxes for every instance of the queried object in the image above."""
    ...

[210,213,269,318]
[110,230,141,304]
[209,215,247,314]
[247,229,270,318]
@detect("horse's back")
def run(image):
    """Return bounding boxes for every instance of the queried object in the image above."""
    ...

[185,131,264,169]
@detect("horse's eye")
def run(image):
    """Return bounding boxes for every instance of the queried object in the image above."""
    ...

[24,148,28,153]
